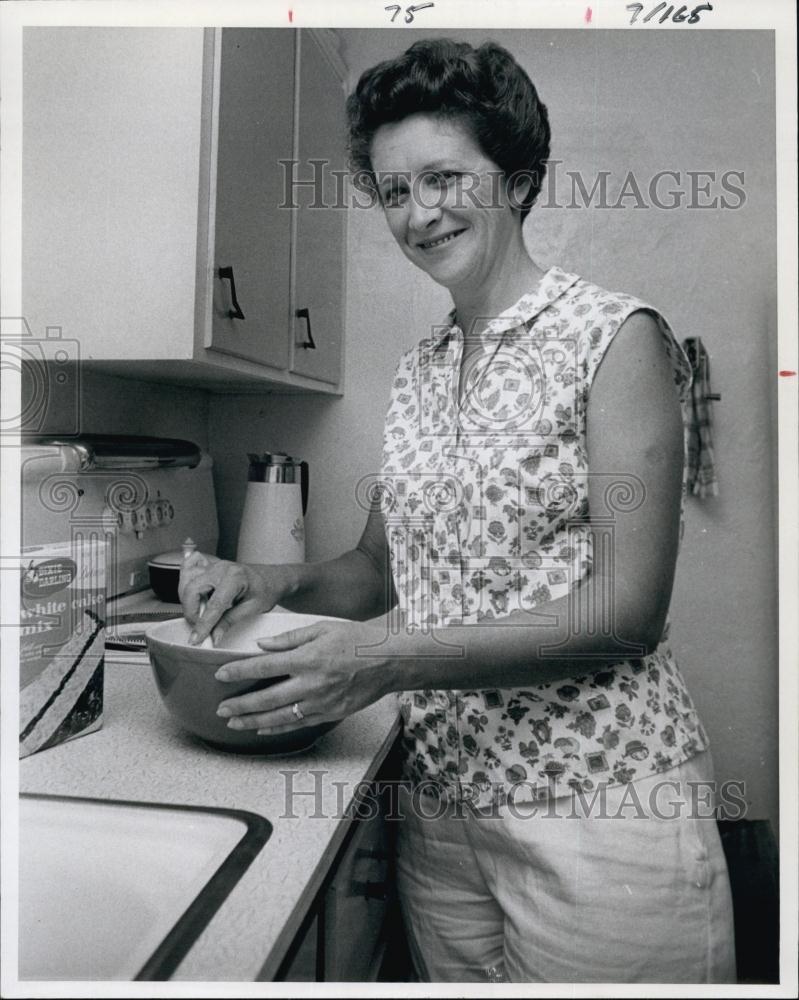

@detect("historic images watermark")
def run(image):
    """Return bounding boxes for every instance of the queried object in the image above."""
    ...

[9,456,147,641]
[0,317,81,440]
[353,456,652,663]
[278,770,749,822]
[279,158,747,211]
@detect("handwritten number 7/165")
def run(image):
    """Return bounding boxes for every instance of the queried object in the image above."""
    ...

[626,2,713,24]
[385,3,435,24]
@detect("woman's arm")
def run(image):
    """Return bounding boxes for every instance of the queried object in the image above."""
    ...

[276,504,397,620]
[214,312,687,731]
[181,504,395,644]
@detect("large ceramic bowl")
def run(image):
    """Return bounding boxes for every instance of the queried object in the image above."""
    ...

[146,612,344,754]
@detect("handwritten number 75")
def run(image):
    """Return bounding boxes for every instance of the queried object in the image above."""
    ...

[626,3,713,24]
[385,3,435,24]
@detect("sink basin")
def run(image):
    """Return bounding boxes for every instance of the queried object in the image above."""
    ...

[18,794,271,980]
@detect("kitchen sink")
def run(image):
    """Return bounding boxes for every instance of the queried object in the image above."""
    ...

[18,794,271,981]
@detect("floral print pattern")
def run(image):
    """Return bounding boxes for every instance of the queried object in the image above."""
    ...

[379,266,709,805]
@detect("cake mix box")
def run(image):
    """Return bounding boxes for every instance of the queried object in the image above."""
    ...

[19,538,106,758]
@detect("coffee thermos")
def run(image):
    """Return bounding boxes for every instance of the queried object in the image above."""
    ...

[236,453,309,564]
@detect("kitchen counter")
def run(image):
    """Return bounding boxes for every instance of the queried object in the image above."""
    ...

[19,660,401,982]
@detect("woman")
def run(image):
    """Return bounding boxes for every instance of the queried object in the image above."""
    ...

[181,39,736,984]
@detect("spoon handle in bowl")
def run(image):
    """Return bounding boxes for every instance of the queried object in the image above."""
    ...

[195,596,215,650]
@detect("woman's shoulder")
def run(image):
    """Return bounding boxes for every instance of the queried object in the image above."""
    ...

[551,272,692,401]
[529,267,665,347]
[554,269,652,318]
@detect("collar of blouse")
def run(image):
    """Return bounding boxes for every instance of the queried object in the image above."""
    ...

[435,265,581,349]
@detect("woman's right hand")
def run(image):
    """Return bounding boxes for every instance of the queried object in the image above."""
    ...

[179,551,288,647]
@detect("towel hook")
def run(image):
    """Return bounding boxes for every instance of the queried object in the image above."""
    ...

[701,355,721,401]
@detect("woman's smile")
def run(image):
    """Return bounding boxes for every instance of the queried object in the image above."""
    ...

[415,227,468,250]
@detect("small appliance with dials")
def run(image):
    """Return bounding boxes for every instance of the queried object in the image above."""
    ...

[21,435,219,657]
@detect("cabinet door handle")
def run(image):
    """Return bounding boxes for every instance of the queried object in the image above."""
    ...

[355,847,390,863]
[295,307,316,349]
[350,879,389,901]
[218,266,245,320]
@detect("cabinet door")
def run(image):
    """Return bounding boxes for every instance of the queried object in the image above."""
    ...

[211,29,294,368]
[279,912,320,981]
[22,27,204,360]
[323,807,391,981]
[290,32,346,385]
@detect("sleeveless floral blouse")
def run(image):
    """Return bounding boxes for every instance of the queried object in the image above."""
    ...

[378,265,709,806]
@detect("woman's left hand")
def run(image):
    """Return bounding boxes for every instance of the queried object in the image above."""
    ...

[214,619,392,733]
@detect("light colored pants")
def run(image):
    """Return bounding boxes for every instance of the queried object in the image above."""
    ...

[396,752,736,983]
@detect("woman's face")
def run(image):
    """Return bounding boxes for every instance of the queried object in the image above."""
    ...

[369,113,524,293]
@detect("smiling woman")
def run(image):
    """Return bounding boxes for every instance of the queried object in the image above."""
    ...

[369,115,530,301]
[179,37,737,985]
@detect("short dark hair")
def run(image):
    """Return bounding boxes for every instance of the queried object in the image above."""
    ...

[346,38,551,220]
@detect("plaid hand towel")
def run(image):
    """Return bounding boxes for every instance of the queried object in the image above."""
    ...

[682,336,719,498]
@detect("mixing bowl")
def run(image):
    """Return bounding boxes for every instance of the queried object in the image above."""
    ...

[146,612,344,754]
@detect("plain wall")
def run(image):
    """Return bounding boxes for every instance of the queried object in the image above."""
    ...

[208,29,778,829]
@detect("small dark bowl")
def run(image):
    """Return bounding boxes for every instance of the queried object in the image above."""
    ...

[146,613,341,754]
[147,551,183,604]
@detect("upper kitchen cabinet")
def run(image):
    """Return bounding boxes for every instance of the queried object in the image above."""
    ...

[210,29,295,371]
[22,27,348,393]
[290,30,347,385]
